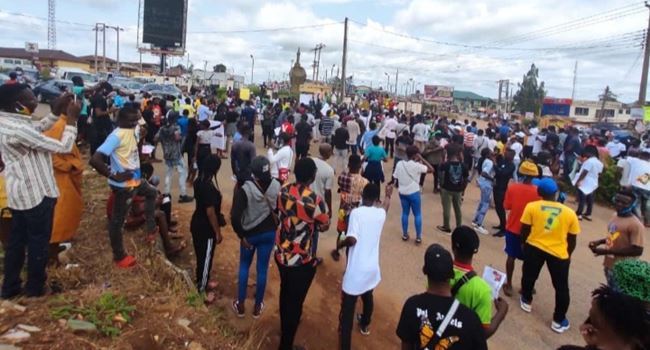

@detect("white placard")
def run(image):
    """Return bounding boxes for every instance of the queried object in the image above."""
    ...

[482,266,507,300]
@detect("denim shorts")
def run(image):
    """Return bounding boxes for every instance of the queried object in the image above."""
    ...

[504,231,524,260]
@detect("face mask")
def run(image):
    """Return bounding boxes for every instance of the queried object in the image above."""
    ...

[616,199,637,216]
[15,102,31,116]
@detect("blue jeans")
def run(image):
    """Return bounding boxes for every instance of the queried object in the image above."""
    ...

[237,230,275,305]
[473,181,492,226]
[2,197,56,298]
[399,192,422,239]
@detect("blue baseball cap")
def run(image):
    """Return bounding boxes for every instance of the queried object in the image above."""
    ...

[532,177,558,196]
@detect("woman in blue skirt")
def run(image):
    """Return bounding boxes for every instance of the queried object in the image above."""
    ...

[362,135,388,191]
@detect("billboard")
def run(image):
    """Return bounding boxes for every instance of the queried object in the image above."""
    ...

[142,0,186,49]
[423,85,454,103]
[541,98,572,117]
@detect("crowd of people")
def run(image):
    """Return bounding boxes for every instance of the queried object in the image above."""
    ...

[0,79,648,350]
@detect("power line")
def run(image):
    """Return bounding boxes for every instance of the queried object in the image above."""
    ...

[187,21,342,34]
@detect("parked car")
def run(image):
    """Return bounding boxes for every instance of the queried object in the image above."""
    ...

[141,83,182,100]
[33,79,73,103]
[111,78,143,95]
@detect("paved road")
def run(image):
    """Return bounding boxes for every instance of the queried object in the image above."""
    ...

[36,105,648,349]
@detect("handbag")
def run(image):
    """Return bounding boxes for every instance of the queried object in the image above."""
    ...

[423,299,461,350]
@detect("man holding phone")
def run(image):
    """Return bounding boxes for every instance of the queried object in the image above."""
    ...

[90,106,157,268]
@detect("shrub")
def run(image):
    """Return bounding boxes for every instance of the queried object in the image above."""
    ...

[595,157,620,205]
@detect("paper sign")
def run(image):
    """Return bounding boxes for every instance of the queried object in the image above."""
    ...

[240,88,250,101]
[141,145,155,155]
[644,106,650,122]
[482,266,507,300]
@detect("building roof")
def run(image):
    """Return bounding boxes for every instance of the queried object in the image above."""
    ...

[78,55,117,64]
[453,90,491,101]
[0,47,85,63]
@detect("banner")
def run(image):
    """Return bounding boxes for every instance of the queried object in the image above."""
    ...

[423,85,453,103]
[240,88,250,101]
[644,106,650,122]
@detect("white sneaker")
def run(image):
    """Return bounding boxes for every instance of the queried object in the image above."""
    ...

[471,222,479,229]
[520,297,532,313]
[475,226,489,235]
[551,319,570,333]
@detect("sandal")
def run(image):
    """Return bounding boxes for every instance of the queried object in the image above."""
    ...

[165,240,187,257]
[415,238,422,245]
[402,234,409,241]
[330,250,341,262]
[204,291,217,305]
[207,280,218,291]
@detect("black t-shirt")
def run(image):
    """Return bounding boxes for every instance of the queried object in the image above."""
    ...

[190,179,223,237]
[226,111,239,124]
[295,120,312,145]
[396,293,487,350]
[440,161,469,192]
[332,127,349,150]
[91,94,108,114]
[545,132,560,150]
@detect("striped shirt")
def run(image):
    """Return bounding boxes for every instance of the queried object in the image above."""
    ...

[463,132,476,148]
[0,111,77,210]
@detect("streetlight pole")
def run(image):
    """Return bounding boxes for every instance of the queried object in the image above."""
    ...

[384,72,390,92]
[250,54,254,86]
[106,25,124,72]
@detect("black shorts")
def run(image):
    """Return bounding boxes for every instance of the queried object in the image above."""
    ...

[296,143,309,158]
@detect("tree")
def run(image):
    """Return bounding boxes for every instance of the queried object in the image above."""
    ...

[512,64,546,114]
[213,64,226,73]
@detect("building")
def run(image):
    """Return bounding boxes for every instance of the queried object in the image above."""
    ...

[192,70,244,89]
[0,47,89,71]
[452,90,492,112]
[570,100,631,124]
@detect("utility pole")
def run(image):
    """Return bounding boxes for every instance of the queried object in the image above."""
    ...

[314,43,325,82]
[600,86,611,122]
[505,79,510,112]
[94,23,99,74]
[571,61,578,100]
[106,25,124,72]
[395,68,399,96]
[639,2,650,105]
[497,80,503,112]
[340,17,348,102]
[250,54,254,85]
[102,23,107,72]
[385,72,390,92]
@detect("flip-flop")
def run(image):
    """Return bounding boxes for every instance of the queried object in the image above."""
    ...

[207,280,218,291]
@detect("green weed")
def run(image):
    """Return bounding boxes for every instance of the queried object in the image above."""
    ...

[50,292,136,337]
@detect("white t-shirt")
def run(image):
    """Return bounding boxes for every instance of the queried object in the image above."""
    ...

[510,142,523,161]
[310,157,334,200]
[487,138,497,152]
[606,141,626,158]
[526,128,539,146]
[267,146,293,178]
[625,156,650,191]
[393,159,427,195]
[342,206,386,295]
[576,157,604,195]
[209,120,225,151]
[412,123,430,142]
[383,117,398,139]
[617,157,631,187]
[532,134,546,155]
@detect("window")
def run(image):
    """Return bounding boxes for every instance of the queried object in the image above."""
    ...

[626,109,631,114]
[575,107,589,116]
[619,109,624,114]
[3,59,13,64]
[597,109,615,118]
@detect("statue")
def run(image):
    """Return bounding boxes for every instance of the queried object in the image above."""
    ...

[289,48,306,94]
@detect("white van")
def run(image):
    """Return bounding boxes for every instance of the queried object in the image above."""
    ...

[55,68,97,88]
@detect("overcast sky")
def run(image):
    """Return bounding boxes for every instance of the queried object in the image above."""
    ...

[0,0,648,101]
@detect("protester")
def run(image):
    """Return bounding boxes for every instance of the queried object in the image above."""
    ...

[471,148,495,235]
[332,155,368,261]
[346,115,361,155]
[155,112,193,203]
[295,114,312,159]
[618,149,650,226]
[492,149,515,236]
[437,144,468,234]
[190,154,224,304]
[412,116,430,151]
[267,132,294,183]
[310,144,334,262]
[382,113,398,158]
[332,124,350,174]
[231,156,281,318]
[501,161,540,296]
[241,100,256,142]
[42,102,84,265]
[450,226,508,338]
[393,145,433,244]
[362,135,388,188]
[337,183,393,349]
[0,86,79,298]
[574,145,604,221]
[519,177,580,333]
[396,244,488,350]
[90,106,154,268]
[275,158,330,350]
[230,123,256,184]
[588,188,644,282]
[421,133,444,193]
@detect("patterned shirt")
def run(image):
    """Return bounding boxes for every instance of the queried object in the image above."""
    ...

[0,112,77,210]
[338,172,368,212]
[96,128,142,188]
[275,183,329,267]
[156,124,182,161]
